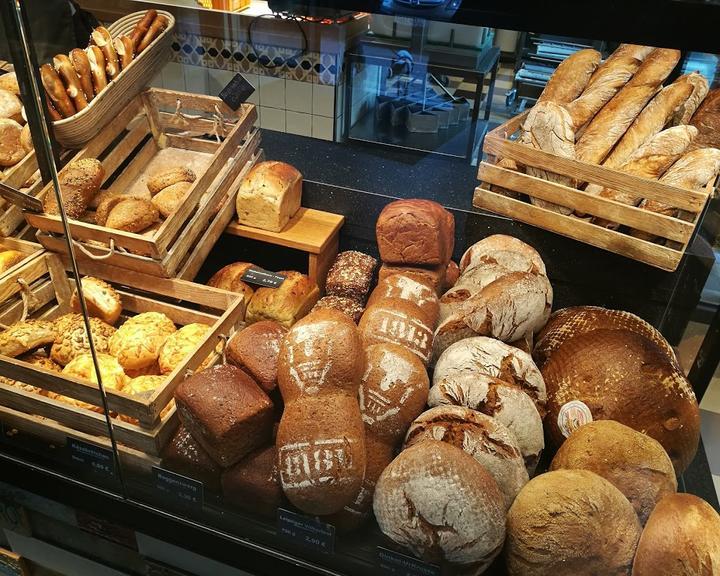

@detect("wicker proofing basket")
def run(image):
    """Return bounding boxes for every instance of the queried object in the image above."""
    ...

[51,10,175,148]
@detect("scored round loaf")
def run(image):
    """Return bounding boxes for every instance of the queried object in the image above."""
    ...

[428,373,544,474]
[431,314,478,364]
[434,336,547,414]
[367,274,440,328]
[277,308,364,402]
[542,328,700,473]
[506,469,641,576]
[632,493,720,576]
[226,320,287,393]
[373,440,505,571]
[460,234,546,275]
[439,262,517,323]
[358,297,434,366]
[550,420,677,525]
[403,406,529,509]
[206,262,255,306]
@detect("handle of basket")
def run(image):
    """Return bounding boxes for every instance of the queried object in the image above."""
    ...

[72,238,116,260]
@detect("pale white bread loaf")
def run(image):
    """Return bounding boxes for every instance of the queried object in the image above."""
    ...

[461,271,553,342]
[577,48,681,165]
[550,420,677,525]
[428,373,544,474]
[236,160,302,232]
[632,493,720,576]
[459,234,546,274]
[431,314,479,365]
[670,72,709,126]
[533,305,678,369]
[403,406,529,509]
[373,441,505,570]
[603,77,694,169]
[519,102,576,214]
[366,274,440,329]
[506,469,642,576]
[434,336,547,414]
[537,48,601,105]
[542,328,700,473]
[565,44,655,130]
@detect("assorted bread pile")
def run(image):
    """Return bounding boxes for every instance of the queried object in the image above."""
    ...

[506,44,720,240]
[0,72,35,178]
[40,10,167,121]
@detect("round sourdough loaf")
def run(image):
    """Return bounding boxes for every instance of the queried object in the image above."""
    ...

[366,274,440,329]
[358,297,434,366]
[374,440,505,571]
[459,234,546,274]
[403,406,528,508]
[506,469,642,576]
[428,373,544,474]
[542,328,699,473]
[277,308,364,402]
[434,336,546,414]
[443,260,460,289]
[632,493,720,576]
[431,314,478,364]
[551,420,677,524]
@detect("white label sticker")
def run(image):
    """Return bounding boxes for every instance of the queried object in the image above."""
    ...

[557,400,593,438]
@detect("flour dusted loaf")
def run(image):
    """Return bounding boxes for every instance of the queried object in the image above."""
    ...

[367,273,440,329]
[245,270,319,328]
[108,311,176,371]
[325,250,377,302]
[373,441,505,571]
[459,234,546,274]
[222,446,284,517]
[226,320,287,393]
[551,420,676,524]
[376,199,455,266]
[537,48,600,105]
[161,425,221,492]
[377,262,447,294]
[70,276,122,326]
[506,470,642,576]
[236,160,302,232]
[175,364,274,467]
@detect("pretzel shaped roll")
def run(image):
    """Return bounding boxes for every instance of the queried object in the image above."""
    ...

[54,54,88,111]
[70,48,94,102]
[137,15,168,54]
[40,64,75,118]
[44,93,62,122]
[129,9,157,51]
[86,46,107,94]
[91,27,119,80]
[114,36,134,70]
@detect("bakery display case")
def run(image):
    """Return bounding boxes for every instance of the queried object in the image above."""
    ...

[1,0,720,575]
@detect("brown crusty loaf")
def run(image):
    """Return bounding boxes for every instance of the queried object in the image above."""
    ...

[376,199,455,266]
[70,276,122,326]
[152,181,192,218]
[377,262,447,294]
[161,425,221,492]
[245,270,319,328]
[366,273,440,329]
[550,420,676,525]
[226,320,287,393]
[505,469,642,576]
[443,260,460,289]
[689,88,720,150]
[0,119,24,168]
[311,295,364,324]
[403,406,528,509]
[537,48,601,105]
[43,158,104,219]
[104,197,159,233]
[373,440,505,571]
[542,328,700,473]
[632,493,720,576]
[459,234,546,275]
[431,314,479,365]
[206,262,255,306]
[576,48,681,165]
[221,446,284,517]
[670,72,709,126]
[325,250,377,302]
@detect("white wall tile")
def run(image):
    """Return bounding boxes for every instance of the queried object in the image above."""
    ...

[183,65,209,95]
[286,111,312,137]
[312,83,335,117]
[285,80,312,114]
[312,115,333,141]
[241,73,260,105]
[260,106,286,132]
[207,68,235,96]
[161,62,185,92]
[259,75,285,109]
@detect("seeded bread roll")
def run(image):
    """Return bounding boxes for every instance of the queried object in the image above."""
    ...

[50,316,116,366]
[105,197,159,233]
[62,352,127,391]
[158,323,213,375]
[221,446,284,517]
[108,311,176,371]
[43,158,104,219]
[152,181,192,218]
[0,250,25,274]
[245,270,319,328]
[325,250,377,302]
[147,167,196,196]
[236,161,302,232]
[226,320,287,393]
[161,425,221,492]
[0,320,56,358]
[70,276,122,326]
[537,48,601,105]
[311,295,364,324]
[367,274,440,328]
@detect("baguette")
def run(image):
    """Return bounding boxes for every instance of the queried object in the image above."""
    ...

[69,48,94,102]
[91,27,119,80]
[86,46,107,95]
[53,54,88,111]
[565,44,655,130]
[129,9,157,50]
[603,77,693,168]
[689,88,720,150]
[576,48,681,165]
[537,49,601,105]
[670,72,709,126]
[40,64,75,118]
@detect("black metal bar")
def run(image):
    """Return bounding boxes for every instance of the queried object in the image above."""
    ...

[0,181,43,212]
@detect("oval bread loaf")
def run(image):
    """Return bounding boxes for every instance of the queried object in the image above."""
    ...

[147,167,196,195]
[459,234,546,274]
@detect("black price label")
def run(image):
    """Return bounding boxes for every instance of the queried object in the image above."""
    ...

[68,438,115,478]
[278,508,335,555]
[152,467,203,510]
[241,266,287,288]
[218,73,255,110]
[377,547,440,576]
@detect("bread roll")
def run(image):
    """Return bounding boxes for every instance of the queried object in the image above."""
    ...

[374,441,505,571]
[226,320,287,393]
[689,88,720,150]
[0,320,56,358]
[147,167,196,196]
[0,72,19,96]
[152,181,191,218]
[366,274,440,328]
[0,119,24,168]
[459,234,546,274]
[632,493,720,576]
[109,311,176,370]
[506,470,641,576]
[245,270,319,328]
[158,323,213,375]
[577,48,681,165]
[50,316,116,366]
[43,158,104,219]
[236,161,302,232]
[105,197,159,233]
[0,250,25,274]
[537,48,601,105]
[62,352,127,390]
[0,89,23,124]
[404,406,528,509]
[542,328,700,473]
[311,295,364,324]
[70,276,122,326]
[670,72,709,126]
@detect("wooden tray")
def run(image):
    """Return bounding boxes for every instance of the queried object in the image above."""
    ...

[27,88,259,277]
[0,253,246,455]
[0,237,44,291]
[0,152,42,237]
[474,110,716,272]
[51,10,175,148]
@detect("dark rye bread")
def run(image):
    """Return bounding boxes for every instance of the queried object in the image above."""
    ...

[226,320,287,393]
[175,364,274,467]
[221,446,284,517]
[161,425,221,492]
[325,251,377,303]
[312,295,364,324]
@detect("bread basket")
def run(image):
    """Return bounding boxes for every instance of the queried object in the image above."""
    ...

[51,10,175,148]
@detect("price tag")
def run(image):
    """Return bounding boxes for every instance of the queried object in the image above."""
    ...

[377,547,440,576]
[241,266,287,288]
[68,438,115,479]
[152,467,203,510]
[277,508,335,555]
[218,73,255,111]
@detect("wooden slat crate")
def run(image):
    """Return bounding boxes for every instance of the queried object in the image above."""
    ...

[0,253,246,455]
[474,110,716,272]
[26,88,259,277]
[0,238,44,291]
[0,152,43,238]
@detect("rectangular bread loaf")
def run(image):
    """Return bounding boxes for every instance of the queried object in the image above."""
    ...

[235,161,302,232]
[161,425,221,492]
[221,446,284,517]
[325,250,377,302]
[378,262,447,295]
[245,270,320,327]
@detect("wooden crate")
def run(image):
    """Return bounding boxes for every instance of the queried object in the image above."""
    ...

[474,110,715,272]
[0,152,43,238]
[0,238,44,292]
[26,88,259,277]
[0,253,246,455]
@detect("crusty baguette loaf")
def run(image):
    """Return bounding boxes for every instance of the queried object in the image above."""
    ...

[603,77,693,168]
[576,48,681,165]
[564,44,654,130]
[689,88,720,150]
[537,49,601,105]
[670,72,709,126]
